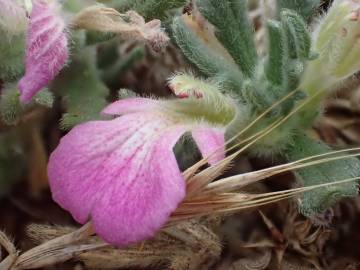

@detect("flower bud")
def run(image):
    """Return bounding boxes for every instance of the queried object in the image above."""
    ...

[18,0,69,103]
[302,0,360,93]
[167,73,237,125]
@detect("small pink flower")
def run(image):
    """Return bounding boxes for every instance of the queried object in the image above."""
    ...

[48,76,236,246]
[18,0,68,103]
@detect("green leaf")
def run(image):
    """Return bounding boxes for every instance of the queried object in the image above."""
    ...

[256,9,313,112]
[85,31,116,46]
[265,20,284,86]
[281,9,312,61]
[280,9,312,94]
[52,48,110,129]
[0,32,25,81]
[0,85,23,125]
[264,9,312,105]
[286,133,359,217]
[196,0,258,77]
[0,84,54,125]
[112,0,187,20]
[276,0,320,21]
[171,17,243,93]
[33,89,54,108]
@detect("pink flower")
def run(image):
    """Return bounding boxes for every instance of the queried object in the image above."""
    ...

[48,75,237,246]
[18,0,68,103]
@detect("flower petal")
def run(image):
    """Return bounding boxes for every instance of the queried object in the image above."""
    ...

[102,98,161,116]
[48,113,186,246]
[18,0,68,103]
[91,126,187,245]
[192,127,225,165]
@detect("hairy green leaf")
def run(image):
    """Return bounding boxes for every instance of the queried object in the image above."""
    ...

[111,0,187,20]
[52,49,109,129]
[276,0,320,21]
[265,20,284,86]
[286,133,359,217]
[172,17,243,93]
[0,85,23,125]
[196,0,258,77]
[0,32,25,81]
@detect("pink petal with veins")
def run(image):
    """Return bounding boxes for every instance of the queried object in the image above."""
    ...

[192,128,226,165]
[91,125,188,245]
[48,112,187,246]
[48,96,228,246]
[102,97,161,116]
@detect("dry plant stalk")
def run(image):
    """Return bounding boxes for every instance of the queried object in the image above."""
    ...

[0,231,17,270]
[20,219,221,270]
[236,204,330,269]
[0,223,106,270]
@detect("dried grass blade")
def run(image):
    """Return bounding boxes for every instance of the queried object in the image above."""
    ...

[183,89,302,181]
[0,231,17,270]
[172,177,359,223]
[184,89,324,192]
[13,223,105,270]
[205,149,360,194]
